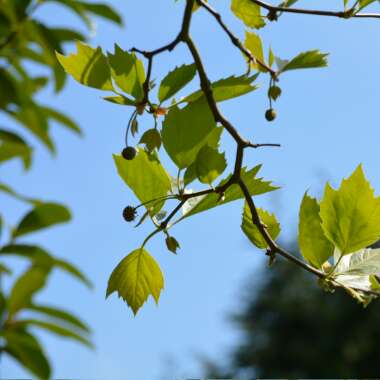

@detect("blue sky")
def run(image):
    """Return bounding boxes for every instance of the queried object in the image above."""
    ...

[2,0,380,379]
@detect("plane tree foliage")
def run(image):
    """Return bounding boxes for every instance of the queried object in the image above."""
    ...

[57,0,380,316]
[0,0,122,378]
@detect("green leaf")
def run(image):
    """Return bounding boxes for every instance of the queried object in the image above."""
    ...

[182,165,278,218]
[106,248,164,315]
[320,165,380,255]
[28,304,90,333]
[139,129,161,152]
[17,319,93,348]
[113,149,171,216]
[158,63,196,103]
[42,106,81,135]
[13,203,71,239]
[162,98,217,169]
[231,0,265,29]
[241,203,280,249]
[0,129,32,169]
[78,2,122,25]
[107,44,145,100]
[181,74,258,104]
[0,244,92,288]
[195,146,227,184]
[298,193,335,268]
[103,95,136,106]
[8,264,51,316]
[0,182,38,204]
[8,102,54,152]
[56,41,113,90]
[3,329,51,380]
[245,31,265,71]
[280,50,328,73]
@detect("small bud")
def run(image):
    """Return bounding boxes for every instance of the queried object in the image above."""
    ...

[122,206,137,222]
[165,236,180,254]
[122,146,137,160]
[136,103,145,115]
[265,108,277,122]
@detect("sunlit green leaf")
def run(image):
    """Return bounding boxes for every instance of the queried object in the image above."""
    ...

[182,165,278,218]
[320,165,380,255]
[231,0,265,29]
[56,41,113,90]
[195,146,227,184]
[242,203,280,249]
[162,98,217,169]
[113,149,171,216]
[298,193,334,268]
[108,44,145,100]
[139,128,161,152]
[103,95,136,106]
[245,31,265,71]
[280,50,328,73]
[106,248,164,314]
[158,63,196,103]
[181,74,258,104]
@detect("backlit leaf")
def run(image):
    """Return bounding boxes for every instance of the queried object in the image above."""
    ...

[56,41,113,90]
[242,203,280,249]
[320,165,380,255]
[106,248,164,314]
[298,193,334,268]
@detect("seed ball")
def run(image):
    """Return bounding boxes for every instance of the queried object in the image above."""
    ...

[122,206,137,222]
[265,108,277,122]
[122,146,137,160]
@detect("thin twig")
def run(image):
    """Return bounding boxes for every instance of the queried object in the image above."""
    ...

[250,0,380,19]
[196,0,277,78]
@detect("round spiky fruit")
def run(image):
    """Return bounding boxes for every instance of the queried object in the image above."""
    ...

[265,108,277,122]
[123,206,137,222]
[122,146,137,160]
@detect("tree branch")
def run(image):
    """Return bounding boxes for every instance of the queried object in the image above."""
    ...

[196,0,277,78]
[250,0,380,19]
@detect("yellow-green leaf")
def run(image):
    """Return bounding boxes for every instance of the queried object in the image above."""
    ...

[106,248,164,315]
[113,149,171,216]
[241,203,280,249]
[107,44,145,100]
[320,165,380,255]
[298,193,334,268]
[245,31,265,71]
[231,0,265,29]
[56,41,113,90]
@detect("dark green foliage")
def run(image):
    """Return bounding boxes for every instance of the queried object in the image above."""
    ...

[204,250,380,378]
[0,0,121,378]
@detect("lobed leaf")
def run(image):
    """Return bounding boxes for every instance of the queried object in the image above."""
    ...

[320,165,380,255]
[106,248,164,315]
[56,41,113,90]
[298,193,334,268]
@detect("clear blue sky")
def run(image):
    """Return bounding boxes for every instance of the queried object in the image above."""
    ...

[2,0,380,378]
